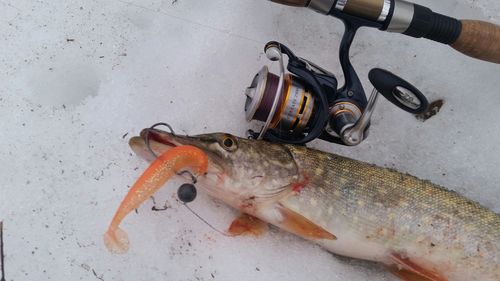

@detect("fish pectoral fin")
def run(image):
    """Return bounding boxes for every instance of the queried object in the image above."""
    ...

[277,204,336,240]
[254,175,309,202]
[227,213,268,236]
[389,253,448,281]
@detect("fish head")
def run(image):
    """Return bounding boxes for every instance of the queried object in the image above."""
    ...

[129,129,300,210]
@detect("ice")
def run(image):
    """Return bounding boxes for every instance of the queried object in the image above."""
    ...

[0,0,499,280]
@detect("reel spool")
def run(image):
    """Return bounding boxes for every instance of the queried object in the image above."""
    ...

[244,42,334,144]
[245,66,315,135]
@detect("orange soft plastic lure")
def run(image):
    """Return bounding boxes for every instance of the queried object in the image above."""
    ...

[104,145,208,254]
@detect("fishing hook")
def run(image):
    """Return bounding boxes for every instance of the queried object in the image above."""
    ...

[144,123,197,184]
[144,122,176,158]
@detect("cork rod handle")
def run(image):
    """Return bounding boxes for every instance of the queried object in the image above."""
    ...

[451,20,500,64]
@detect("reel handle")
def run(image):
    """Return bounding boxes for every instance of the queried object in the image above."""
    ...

[368,68,429,114]
[341,68,429,146]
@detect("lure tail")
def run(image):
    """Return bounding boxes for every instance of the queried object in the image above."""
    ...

[104,145,208,254]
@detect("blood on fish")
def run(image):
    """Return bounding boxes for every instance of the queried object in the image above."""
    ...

[292,174,310,193]
[216,173,226,186]
[239,202,254,210]
[104,145,208,254]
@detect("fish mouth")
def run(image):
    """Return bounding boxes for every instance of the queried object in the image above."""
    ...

[139,128,181,148]
[129,128,229,172]
[129,128,230,196]
[129,128,202,162]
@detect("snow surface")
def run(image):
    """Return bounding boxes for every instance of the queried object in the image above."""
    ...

[0,0,499,280]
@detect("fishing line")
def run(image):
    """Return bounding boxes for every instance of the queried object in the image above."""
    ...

[177,183,231,236]
[182,203,232,237]
[0,221,5,281]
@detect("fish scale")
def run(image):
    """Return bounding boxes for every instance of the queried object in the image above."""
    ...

[284,144,500,280]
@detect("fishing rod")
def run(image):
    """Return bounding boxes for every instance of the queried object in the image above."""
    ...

[269,0,500,64]
[243,1,499,146]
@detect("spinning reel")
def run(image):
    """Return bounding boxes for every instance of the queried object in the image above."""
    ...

[243,0,500,146]
[245,41,429,146]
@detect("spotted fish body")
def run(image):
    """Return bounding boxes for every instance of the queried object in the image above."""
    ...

[282,145,500,281]
[130,130,500,281]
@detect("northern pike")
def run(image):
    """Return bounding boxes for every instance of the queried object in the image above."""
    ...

[122,128,499,281]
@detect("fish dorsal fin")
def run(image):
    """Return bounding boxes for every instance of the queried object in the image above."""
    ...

[277,204,336,240]
[389,253,448,281]
[227,213,268,236]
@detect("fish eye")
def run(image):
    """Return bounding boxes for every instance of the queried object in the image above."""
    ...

[220,135,237,151]
[223,138,234,147]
